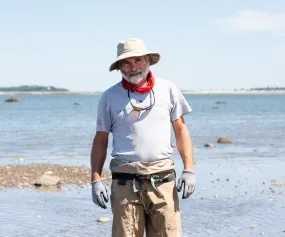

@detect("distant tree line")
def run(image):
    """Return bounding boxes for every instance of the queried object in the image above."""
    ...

[250,87,285,91]
[0,85,69,91]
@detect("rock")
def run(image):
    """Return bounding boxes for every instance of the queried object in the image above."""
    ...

[209,172,216,175]
[5,97,20,102]
[97,217,111,223]
[271,181,285,187]
[250,225,255,229]
[216,101,227,104]
[260,232,265,235]
[73,102,80,105]
[217,137,232,144]
[205,143,214,147]
[34,175,60,186]
[214,194,219,198]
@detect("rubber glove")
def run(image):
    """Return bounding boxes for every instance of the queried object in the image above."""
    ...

[91,181,109,209]
[177,170,196,199]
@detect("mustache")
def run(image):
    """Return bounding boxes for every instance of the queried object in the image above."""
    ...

[128,71,142,76]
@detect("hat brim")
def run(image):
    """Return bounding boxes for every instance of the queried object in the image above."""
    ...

[109,51,160,72]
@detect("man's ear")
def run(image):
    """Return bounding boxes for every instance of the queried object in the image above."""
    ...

[145,55,150,63]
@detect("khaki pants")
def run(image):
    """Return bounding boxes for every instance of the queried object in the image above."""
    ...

[110,159,182,237]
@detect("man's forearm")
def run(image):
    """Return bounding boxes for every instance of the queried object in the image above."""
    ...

[90,133,108,182]
[175,127,195,172]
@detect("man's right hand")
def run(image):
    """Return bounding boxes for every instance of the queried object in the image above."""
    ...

[91,181,109,209]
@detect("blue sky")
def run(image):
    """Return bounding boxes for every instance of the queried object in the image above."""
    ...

[0,0,284,91]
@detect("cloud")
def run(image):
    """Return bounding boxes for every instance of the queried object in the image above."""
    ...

[216,10,285,33]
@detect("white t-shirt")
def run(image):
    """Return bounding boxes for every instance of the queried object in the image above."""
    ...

[96,77,192,162]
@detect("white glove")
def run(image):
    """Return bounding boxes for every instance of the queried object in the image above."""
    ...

[91,181,109,209]
[177,170,196,199]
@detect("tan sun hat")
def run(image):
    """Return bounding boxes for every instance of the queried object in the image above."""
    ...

[109,38,160,72]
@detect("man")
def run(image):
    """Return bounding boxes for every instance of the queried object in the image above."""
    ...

[90,38,196,237]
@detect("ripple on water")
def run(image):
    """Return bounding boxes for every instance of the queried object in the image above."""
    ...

[0,189,285,237]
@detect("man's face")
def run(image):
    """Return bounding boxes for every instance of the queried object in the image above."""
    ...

[120,56,150,85]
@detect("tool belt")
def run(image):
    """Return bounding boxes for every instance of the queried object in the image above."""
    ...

[112,169,176,187]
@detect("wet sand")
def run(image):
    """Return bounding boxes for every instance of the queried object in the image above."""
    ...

[0,157,285,237]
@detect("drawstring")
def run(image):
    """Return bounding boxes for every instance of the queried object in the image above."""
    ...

[132,177,148,214]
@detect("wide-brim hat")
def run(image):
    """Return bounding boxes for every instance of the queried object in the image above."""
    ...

[109,38,160,72]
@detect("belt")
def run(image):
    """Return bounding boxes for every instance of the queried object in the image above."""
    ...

[112,170,176,183]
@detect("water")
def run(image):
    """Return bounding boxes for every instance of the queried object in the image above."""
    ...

[1,94,285,236]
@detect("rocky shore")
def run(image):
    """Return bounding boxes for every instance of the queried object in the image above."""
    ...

[0,164,111,191]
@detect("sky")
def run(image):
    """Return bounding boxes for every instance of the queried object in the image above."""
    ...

[0,0,284,92]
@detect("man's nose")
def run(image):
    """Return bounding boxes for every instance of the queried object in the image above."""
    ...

[130,63,138,71]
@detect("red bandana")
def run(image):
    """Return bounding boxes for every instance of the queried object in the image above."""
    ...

[121,71,155,94]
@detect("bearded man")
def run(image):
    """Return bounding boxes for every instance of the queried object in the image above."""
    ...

[90,38,196,237]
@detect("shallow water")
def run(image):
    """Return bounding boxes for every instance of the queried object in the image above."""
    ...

[1,157,284,237]
[1,94,285,236]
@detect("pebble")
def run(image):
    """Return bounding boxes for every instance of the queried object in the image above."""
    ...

[260,232,265,235]
[250,225,255,229]
[205,143,214,147]
[214,194,219,198]
[97,217,111,223]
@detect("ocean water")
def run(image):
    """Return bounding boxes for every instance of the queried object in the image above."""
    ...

[0,93,285,237]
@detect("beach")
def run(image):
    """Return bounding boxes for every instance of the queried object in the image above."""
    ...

[1,93,285,236]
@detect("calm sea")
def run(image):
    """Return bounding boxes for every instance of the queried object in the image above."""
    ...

[1,93,284,166]
[0,93,285,237]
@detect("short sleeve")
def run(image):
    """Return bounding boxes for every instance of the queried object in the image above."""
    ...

[170,83,192,121]
[96,93,111,133]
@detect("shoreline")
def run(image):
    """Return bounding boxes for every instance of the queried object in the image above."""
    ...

[1,90,285,95]
[0,164,111,191]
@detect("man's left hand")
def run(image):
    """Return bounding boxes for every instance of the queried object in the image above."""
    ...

[177,170,196,199]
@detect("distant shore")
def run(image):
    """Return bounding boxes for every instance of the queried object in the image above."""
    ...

[1,90,285,95]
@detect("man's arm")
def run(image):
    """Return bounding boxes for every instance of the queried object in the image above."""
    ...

[90,131,109,182]
[171,116,194,172]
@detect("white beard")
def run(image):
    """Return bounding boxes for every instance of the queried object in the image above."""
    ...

[121,64,150,85]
